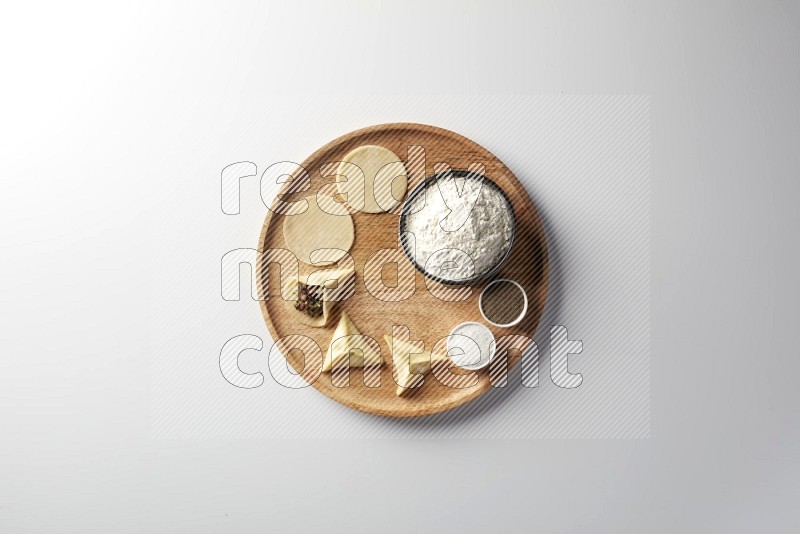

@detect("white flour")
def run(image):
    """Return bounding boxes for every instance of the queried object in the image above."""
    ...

[403,173,514,282]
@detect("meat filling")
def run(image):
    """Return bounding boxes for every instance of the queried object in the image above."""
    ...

[295,282,323,318]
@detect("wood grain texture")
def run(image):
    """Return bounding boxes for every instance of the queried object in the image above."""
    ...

[257,123,549,417]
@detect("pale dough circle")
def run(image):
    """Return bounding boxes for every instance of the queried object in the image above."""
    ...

[336,145,408,213]
[282,194,354,265]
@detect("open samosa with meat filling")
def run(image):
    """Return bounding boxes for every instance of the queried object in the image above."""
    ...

[384,334,449,397]
[284,266,355,327]
[321,311,382,372]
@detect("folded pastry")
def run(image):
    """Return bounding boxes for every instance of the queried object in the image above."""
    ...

[322,311,383,371]
[384,334,449,397]
[284,266,355,327]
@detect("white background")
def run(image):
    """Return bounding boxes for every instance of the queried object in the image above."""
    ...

[2,1,799,532]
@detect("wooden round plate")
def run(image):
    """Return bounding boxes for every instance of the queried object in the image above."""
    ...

[257,123,549,417]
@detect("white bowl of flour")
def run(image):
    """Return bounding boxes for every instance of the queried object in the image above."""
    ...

[399,169,517,285]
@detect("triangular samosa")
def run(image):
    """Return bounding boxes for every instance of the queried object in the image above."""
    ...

[322,311,383,371]
[384,334,449,397]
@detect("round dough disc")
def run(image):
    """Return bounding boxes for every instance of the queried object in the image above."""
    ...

[337,145,408,213]
[282,195,354,266]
